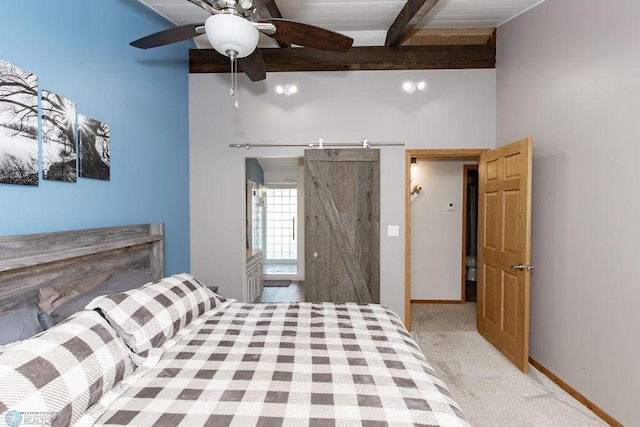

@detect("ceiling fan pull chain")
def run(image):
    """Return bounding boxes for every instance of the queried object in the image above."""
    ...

[233,56,239,109]
[228,51,239,109]
[229,50,236,96]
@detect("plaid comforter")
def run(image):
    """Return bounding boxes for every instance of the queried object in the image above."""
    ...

[87,302,469,427]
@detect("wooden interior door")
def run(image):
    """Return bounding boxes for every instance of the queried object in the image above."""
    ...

[305,149,380,303]
[477,138,533,372]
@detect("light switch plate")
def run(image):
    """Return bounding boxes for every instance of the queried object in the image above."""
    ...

[387,225,400,237]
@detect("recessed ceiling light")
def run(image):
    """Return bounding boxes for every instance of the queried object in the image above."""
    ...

[402,80,426,94]
[403,81,417,93]
[275,83,298,96]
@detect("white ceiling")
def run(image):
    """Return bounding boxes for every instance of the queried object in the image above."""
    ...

[137,0,547,47]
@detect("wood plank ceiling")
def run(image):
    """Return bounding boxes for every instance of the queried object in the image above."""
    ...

[136,0,546,73]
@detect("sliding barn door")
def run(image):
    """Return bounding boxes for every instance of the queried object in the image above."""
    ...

[305,149,380,303]
[477,137,533,372]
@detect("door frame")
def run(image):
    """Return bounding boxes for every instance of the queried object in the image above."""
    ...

[404,149,489,330]
[244,156,306,283]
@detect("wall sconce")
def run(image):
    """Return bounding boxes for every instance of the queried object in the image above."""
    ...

[410,157,423,196]
[402,80,427,94]
[275,83,298,96]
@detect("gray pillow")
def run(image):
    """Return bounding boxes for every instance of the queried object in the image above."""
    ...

[0,307,54,345]
[38,309,56,329]
[51,269,154,324]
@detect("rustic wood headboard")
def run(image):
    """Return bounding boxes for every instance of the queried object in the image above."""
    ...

[0,223,164,312]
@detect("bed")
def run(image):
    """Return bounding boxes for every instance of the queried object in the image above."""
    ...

[0,224,469,427]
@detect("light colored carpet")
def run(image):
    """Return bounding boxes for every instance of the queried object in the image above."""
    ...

[411,304,607,426]
[411,302,478,331]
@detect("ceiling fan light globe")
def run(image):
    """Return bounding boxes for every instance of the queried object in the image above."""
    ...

[205,14,259,58]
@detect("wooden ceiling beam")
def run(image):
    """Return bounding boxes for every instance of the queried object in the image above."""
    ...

[189,45,495,73]
[400,28,496,46]
[385,0,441,47]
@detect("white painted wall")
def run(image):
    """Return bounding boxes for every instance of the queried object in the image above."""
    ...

[411,159,476,300]
[189,69,495,320]
[262,162,299,184]
[496,1,640,424]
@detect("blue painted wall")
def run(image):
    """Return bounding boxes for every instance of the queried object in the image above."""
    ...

[0,0,191,274]
[245,158,264,184]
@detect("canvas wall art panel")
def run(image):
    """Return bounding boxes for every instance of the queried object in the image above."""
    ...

[78,114,110,180]
[0,60,39,186]
[42,90,77,182]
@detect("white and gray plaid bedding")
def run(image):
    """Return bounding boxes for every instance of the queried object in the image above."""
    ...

[90,302,469,427]
[0,310,134,427]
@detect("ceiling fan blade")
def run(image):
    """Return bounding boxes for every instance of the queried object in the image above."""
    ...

[259,18,353,52]
[238,49,267,82]
[130,24,204,49]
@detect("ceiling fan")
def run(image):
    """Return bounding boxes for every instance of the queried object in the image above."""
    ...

[131,0,354,105]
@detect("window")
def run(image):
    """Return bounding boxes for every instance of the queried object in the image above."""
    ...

[265,186,297,264]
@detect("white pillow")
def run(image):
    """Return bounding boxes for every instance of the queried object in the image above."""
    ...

[86,273,223,358]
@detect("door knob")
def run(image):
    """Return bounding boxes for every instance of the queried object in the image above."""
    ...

[511,263,534,271]
[313,252,318,258]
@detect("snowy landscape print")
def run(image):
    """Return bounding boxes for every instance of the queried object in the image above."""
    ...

[42,90,77,182]
[0,60,39,186]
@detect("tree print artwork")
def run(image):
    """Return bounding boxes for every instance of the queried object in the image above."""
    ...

[42,90,77,182]
[79,114,110,180]
[0,60,39,186]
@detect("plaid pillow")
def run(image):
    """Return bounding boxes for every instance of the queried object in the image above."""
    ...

[86,273,221,358]
[0,310,134,427]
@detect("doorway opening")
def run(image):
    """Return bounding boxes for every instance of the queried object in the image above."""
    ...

[404,149,488,330]
[245,156,305,285]
[462,165,479,302]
